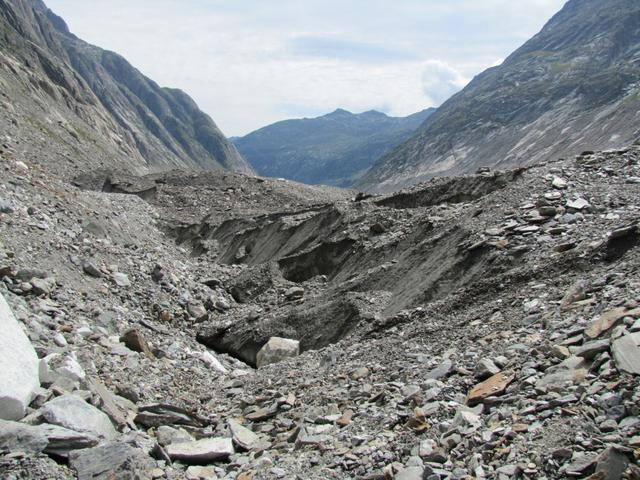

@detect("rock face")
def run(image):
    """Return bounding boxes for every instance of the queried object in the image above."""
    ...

[359,0,640,192]
[233,108,435,187]
[256,337,300,368]
[0,0,252,177]
[0,293,40,420]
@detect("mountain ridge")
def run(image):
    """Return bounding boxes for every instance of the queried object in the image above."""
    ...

[358,0,640,192]
[233,107,435,187]
[0,0,252,176]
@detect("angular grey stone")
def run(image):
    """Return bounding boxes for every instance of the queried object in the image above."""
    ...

[228,418,259,450]
[611,332,640,375]
[38,423,100,457]
[156,425,193,447]
[474,358,500,379]
[0,418,48,454]
[536,356,587,390]
[41,395,117,440]
[30,277,55,296]
[426,359,453,380]
[419,439,447,463]
[165,437,234,463]
[0,419,98,457]
[395,466,425,480]
[284,286,305,300]
[563,453,598,475]
[82,262,103,278]
[0,197,13,214]
[574,339,610,359]
[0,293,40,420]
[256,337,300,368]
[69,442,153,480]
[111,272,131,287]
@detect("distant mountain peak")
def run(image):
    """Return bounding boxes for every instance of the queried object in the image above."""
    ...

[327,108,353,117]
[233,108,435,187]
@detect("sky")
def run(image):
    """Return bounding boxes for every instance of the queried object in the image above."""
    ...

[46,0,567,136]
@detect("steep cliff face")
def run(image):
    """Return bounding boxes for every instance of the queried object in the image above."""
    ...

[359,0,640,192]
[233,108,435,187]
[0,0,252,176]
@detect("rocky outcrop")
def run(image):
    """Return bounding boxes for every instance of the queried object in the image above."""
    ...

[233,108,434,187]
[359,0,640,192]
[0,293,39,420]
[0,0,252,176]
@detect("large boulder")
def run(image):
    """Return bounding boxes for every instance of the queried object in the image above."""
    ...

[0,419,98,457]
[69,442,153,480]
[41,394,117,440]
[0,293,40,420]
[256,337,300,368]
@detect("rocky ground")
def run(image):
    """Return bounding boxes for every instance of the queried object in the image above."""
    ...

[1,140,640,480]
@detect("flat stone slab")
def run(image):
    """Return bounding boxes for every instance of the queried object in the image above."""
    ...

[69,442,152,480]
[585,307,640,339]
[228,419,259,450]
[536,356,587,390]
[166,437,234,463]
[0,293,40,420]
[0,419,98,456]
[466,371,515,405]
[41,394,117,440]
[612,332,640,375]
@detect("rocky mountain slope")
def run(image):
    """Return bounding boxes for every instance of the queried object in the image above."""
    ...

[1,1,640,479]
[233,108,434,187]
[0,0,252,177]
[2,120,640,478]
[359,0,640,192]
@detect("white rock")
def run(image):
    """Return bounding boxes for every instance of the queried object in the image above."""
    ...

[39,353,61,384]
[76,326,93,337]
[566,198,591,210]
[41,394,117,440]
[552,176,568,189]
[199,351,228,374]
[0,293,40,420]
[53,332,67,347]
[256,337,300,368]
[166,437,234,463]
[111,272,131,287]
[56,353,86,382]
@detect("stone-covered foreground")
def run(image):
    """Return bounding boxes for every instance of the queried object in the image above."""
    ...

[1,145,640,479]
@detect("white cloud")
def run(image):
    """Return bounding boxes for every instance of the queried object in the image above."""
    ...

[421,61,469,106]
[45,0,566,136]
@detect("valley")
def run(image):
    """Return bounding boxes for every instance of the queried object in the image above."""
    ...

[1,0,640,479]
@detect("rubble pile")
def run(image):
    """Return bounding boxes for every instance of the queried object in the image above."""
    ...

[1,142,640,479]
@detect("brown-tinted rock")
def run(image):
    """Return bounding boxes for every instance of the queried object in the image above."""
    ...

[466,371,515,405]
[120,329,155,359]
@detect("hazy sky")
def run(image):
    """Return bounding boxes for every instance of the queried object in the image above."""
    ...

[46,0,566,136]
